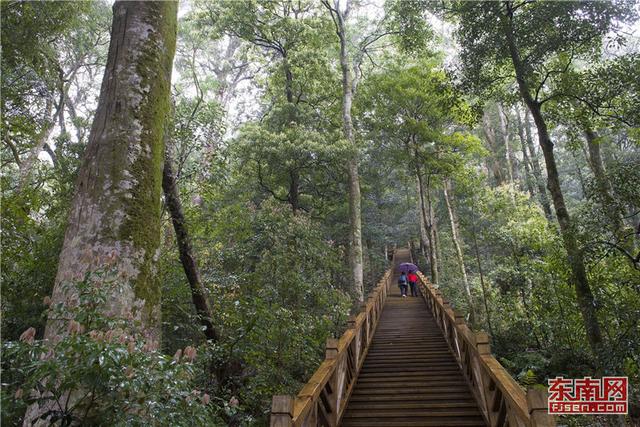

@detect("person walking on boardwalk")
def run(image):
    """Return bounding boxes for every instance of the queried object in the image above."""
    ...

[408,271,418,297]
[398,272,408,297]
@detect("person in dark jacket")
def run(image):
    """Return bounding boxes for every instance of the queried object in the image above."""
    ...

[398,272,408,297]
[408,272,418,297]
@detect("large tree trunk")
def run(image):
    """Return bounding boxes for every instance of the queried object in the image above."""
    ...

[331,1,364,302]
[163,149,218,342]
[45,0,177,343]
[523,109,553,220]
[443,179,476,323]
[504,9,602,356]
[25,2,177,425]
[584,129,623,235]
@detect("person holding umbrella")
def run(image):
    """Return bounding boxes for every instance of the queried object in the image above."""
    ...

[398,262,418,298]
[408,271,418,297]
[398,272,409,297]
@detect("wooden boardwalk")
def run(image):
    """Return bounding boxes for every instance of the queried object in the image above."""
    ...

[270,248,553,427]
[341,250,486,426]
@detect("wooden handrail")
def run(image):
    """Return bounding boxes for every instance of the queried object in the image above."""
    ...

[416,271,556,427]
[270,264,393,427]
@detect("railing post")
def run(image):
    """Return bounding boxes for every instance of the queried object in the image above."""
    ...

[271,395,294,427]
[475,331,491,355]
[526,388,555,426]
[347,315,356,329]
[454,310,465,326]
[326,338,339,360]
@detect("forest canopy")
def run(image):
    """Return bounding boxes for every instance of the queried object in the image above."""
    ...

[1,0,639,426]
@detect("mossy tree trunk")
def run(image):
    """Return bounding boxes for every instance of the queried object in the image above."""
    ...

[45,0,177,345]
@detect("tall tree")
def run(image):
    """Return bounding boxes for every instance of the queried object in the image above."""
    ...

[44,0,177,343]
[450,0,635,356]
[443,178,476,322]
[322,0,364,302]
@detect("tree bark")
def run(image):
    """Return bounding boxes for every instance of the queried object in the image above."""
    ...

[443,179,476,323]
[523,108,553,220]
[504,6,602,356]
[163,149,218,342]
[45,0,177,343]
[584,129,623,235]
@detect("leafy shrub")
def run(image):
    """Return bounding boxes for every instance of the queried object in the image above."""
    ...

[1,274,218,427]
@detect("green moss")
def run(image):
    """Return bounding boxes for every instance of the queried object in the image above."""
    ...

[116,1,177,328]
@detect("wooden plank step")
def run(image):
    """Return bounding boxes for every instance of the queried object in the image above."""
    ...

[348,393,475,402]
[345,401,479,410]
[352,386,473,395]
[343,408,483,418]
[354,380,467,389]
[341,418,486,426]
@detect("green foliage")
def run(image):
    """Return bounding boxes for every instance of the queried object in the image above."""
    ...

[2,274,216,427]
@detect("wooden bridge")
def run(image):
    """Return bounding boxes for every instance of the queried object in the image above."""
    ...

[270,249,555,427]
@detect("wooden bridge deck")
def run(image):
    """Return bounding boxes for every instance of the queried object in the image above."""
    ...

[341,250,486,426]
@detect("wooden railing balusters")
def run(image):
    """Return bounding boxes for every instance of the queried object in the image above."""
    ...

[270,267,393,426]
[416,271,555,427]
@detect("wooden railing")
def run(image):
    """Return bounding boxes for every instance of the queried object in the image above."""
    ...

[270,268,393,427]
[416,271,555,427]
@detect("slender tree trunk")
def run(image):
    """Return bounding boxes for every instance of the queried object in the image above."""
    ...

[26,2,177,424]
[163,149,218,342]
[288,169,300,214]
[331,2,364,302]
[470,199,494,337]
[417,168,438,284]
[417,176,430,264]
[425,177,441,285]
[504,9,602,356]
[515,106,536,198]
[18,99,56,192]
[585,129,623,235]
[482,112,505,186]
[498,104,517,186]
[570,148,588,199]
[443,179,476,323]
[524,109,553,219]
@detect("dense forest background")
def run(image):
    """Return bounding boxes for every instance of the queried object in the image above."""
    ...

[1,0,639,426]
